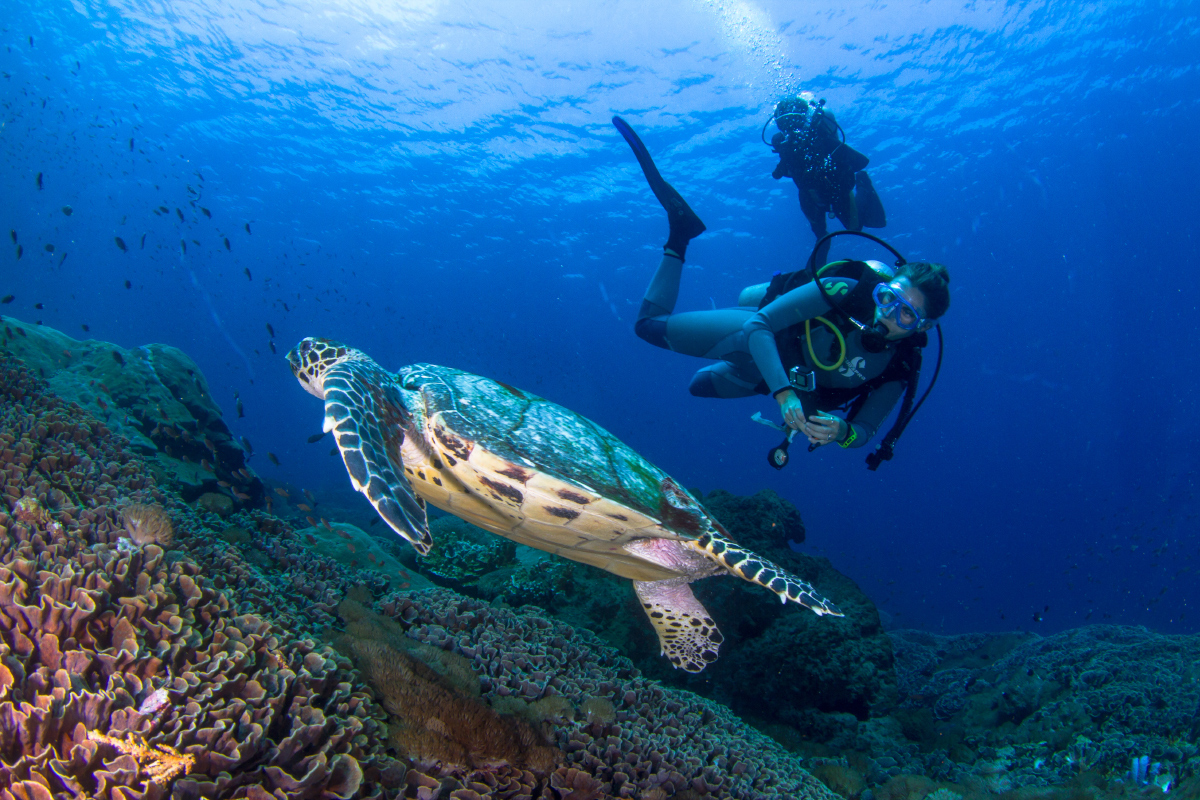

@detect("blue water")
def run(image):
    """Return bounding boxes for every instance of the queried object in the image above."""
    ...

[3,0,1198,637]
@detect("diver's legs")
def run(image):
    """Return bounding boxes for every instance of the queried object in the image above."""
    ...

[689,361,765,398]
[613,116,707,259]
[832,188,861,233]
[797,184,831,265]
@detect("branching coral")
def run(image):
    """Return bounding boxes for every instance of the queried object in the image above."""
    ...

[121,502,174,547]
[87,730,195,783]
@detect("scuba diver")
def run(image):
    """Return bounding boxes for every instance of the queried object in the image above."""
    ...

[613,115,949,469]
[768,93,887,267]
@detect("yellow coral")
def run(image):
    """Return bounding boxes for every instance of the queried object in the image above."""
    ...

[87,730,195,783]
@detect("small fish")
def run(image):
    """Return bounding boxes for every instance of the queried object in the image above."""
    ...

[159,206,169,214]
[36,172,43,190]
[8,231,15,244]
[240,436,253,454]
[81,324,89,332]
[58,253,67,266]
[267,452,280,466]
[191,239,200,246]
[224,237,231,250]
[244,222,251,234]
[297,503,312,512]
[268,341,276,354]
[303,489,316,505]
[112,351,125,366]
[283,302,290,312]
[140,234,146,249]
[0,295,13,304]
[236,398,244,418]
[129,137,134,151]
[97,398,107,410]
[180,239,187,254]
[217,480,231,488]
[175,208,184,221]
[15,245,22,260]
[62,206,72,216]
[200,207,210,218]
[306,516,318,528]
[124,280,132,289]
[244,267,252,280]
[234,491,251,501]
[200,458,211,471]
[34,303,42,309]
[273,487,289,497]
[114,236,126,252]
[323,519,335,533]
[306,433,325,444]
[44,243,54,253]
[266,322,275,338]
[330,447,338,457]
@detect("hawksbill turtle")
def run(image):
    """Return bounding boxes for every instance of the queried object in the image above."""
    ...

[288,338,842,672]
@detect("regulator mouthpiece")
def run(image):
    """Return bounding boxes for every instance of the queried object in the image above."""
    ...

[861,323,889,353]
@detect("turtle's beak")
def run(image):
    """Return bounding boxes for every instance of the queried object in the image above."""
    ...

[287,342,326,400]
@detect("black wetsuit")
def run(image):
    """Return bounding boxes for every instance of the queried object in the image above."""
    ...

[635,254,906,447]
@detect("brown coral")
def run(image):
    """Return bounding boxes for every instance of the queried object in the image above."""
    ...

[121,502,174,546]
[347,636,561,774]
[87,730,195,784]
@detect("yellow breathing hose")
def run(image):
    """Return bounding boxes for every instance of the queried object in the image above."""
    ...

[806,316,846,371]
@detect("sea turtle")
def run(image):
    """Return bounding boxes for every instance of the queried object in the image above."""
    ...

[288,338,842,672]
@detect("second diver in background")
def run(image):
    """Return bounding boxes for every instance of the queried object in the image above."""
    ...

[613,115,948,465]
[769,93,887,267]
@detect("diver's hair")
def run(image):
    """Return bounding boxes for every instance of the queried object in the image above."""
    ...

[895,261,950,319]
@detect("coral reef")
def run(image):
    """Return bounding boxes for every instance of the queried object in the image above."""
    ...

[0,354,402,800]
[0,317,262,508]
[120,502,175,547]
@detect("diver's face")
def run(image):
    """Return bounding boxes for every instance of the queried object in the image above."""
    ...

[874,277,934,339]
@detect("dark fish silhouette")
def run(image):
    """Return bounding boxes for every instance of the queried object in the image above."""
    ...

[268,341,276,354]
[15,245,22,260]
[58,253,67,266]
[200,207,210,218]
[266,323,275,338]
[159,206,169,214]
[236,398,244,418]
[175,208,184,222]
[244,267,252,280]
[36,172,43,190]
[282,301,290,312]
[224,237,231,250]
[124,280,132,289]
[8,231,15,244]
[180,240,187,254]
[140,233,146,249]
[129,138,134,151]
[244,223,251,234]
[34,303,42,309]
[241,436,253,454]
[114,236,126,252]
[112,351,125,366]
[44,243,54,253]
[0,295,13,304]
[330,447,338,457]
[81,324,89,332]
[306,433,325,444]
[62,206,72,216]
[267,452,280,466]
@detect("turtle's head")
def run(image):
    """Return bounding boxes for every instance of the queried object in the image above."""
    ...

[287,337,356,399]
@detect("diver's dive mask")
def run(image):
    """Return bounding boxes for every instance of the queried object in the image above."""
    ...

[872,282,926,332]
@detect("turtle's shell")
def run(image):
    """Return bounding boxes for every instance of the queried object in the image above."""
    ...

[400,364,715,582]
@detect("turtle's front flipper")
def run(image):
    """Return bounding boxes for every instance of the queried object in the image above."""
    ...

[693,534,842,616]
[322,364,432,554]
[633,579,723,673]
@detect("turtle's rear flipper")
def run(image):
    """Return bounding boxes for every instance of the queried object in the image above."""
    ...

[322,364,432,554]
[633,579,723,673]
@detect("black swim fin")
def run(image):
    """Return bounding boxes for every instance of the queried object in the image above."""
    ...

[612,116,706,253]
[855,171,887,228]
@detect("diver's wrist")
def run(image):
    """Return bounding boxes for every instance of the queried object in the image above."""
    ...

[773,387,796,402]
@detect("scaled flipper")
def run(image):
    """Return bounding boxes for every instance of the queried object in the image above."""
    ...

[321,363,432,554]
[633,579,724,673]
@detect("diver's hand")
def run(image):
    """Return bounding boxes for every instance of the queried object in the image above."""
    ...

[802,413,845,446]
[776,389,806,431]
